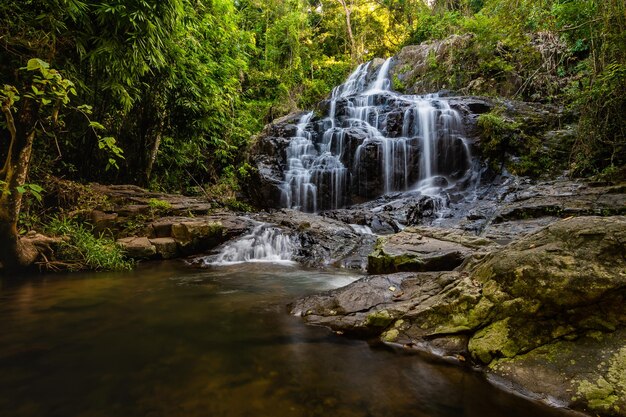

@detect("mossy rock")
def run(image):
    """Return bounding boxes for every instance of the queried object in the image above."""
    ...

[365,310,394,328]
[469,318,520,364]
[367,231,477,274]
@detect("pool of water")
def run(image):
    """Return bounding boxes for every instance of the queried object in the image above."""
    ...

[0,262,579,417]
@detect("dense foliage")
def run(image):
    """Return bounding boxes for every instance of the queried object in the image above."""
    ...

[1,0,624,196]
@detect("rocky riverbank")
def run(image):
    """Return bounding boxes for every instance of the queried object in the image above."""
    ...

[290,215,626,417]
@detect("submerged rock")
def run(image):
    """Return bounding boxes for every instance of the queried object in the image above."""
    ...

[291,216,626,416]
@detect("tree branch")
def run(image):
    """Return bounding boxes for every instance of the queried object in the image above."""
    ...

[555,18,602,33]
[0,102,17,179]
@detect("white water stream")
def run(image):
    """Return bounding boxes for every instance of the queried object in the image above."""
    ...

[207,223,297,266]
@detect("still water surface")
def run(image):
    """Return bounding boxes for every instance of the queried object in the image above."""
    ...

[0,262,577,417]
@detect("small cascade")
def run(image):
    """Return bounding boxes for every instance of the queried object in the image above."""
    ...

[366,57,392,93]
[279,57,473,214]
[208,224,296,265]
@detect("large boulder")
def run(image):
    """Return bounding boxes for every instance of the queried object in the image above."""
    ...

[291,216,626,416]
[367,226,495,273]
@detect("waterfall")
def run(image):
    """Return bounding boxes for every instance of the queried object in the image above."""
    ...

[207,224,296,265]
[281,113,317,212]
[367,57,392,93]
[279,57,472,213]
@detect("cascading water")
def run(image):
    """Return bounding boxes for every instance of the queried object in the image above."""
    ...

[281,113,318,211]
[279,57,473,214]
[207,223,296,265]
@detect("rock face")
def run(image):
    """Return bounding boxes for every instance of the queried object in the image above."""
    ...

[291,216,626,416]
[72,183,257,260]
[390,34,476,95]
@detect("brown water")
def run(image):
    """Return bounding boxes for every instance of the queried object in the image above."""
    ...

[0,262,578,417]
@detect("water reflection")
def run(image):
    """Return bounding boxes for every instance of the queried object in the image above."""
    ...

[0,262,578,417]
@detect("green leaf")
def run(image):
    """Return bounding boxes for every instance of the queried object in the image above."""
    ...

[15,186,26,194]
[89,121,106,130]
[25,58,50,72]
[30,190,42,203]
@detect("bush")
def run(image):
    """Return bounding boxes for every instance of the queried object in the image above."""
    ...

[46,217,134,271]
[477,110,521,171]
[148,198,172,214]
[571,64,626,177]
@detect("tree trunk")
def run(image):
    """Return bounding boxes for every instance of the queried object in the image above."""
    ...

[144,111,166,185]
[336,0,358,61]
[0,99,38,271]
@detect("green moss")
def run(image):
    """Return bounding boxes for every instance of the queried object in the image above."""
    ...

[467,296,495,325]
[537,341,573,363]
[607,347,626,395]
[576,377,618,411]
[435,323,473,334]
[382,329,400,342]
[148,198,172,211]
[586,330,605,342]
[365,310,393,328]
[468,318,520,364]
[432,295,492,335]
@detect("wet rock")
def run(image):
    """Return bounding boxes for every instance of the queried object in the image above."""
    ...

[383,109,405,138]
[406,195,448,224]
[321,207,401,234]
[352,139,387,199]
[290,273,421,335]
[493,181,626,223]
